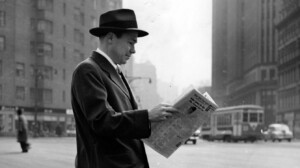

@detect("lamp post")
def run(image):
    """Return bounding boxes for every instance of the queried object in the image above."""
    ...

[33,67,43,137]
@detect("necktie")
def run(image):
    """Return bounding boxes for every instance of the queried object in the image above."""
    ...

[116,66,138,108]
[116,65,122,75]
[116,66,129,93]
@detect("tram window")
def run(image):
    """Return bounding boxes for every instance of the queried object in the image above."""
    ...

[249,113,257,122]
[243,112,248,122]
[259,113,263,123]
[217,114,231,126]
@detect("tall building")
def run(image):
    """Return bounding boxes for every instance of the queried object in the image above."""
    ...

[275,0,300,138]
[211,0,228,107]
[212,0,278,125]
[0,0,122,136]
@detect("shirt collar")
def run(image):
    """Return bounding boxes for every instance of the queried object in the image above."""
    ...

[95,48,118,69]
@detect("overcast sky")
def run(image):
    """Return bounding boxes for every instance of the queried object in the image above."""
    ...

[123,0,212,92]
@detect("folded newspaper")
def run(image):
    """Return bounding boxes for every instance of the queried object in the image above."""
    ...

[143,87,218,158]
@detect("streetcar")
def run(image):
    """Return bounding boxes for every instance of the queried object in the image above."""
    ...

[200,105,264,142]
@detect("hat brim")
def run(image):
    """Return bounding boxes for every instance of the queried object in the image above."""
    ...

[89,27,149,37]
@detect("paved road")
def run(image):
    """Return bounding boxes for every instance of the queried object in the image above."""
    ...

[0,137,299,168]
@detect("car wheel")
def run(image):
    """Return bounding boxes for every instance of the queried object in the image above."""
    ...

[278,139,282,142]
[287,139,291,142]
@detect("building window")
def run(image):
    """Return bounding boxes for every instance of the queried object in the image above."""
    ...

[261,69,267,80]
[0,11,5,27]
[37,0,53,11]
[63,46,66,59]
[74,8,84,25]
[243,112,248,122]
[62,90,65,102]
[37,43,53,57]
[74,29,84,45]
[30,88,35,101]
[63,68,66,80]
[37,19,53,34]
[30,41,35,54]
[63,3,66,16]
[43,88,52,104]
[0,36,5,51]
[29,65,35,77]
[15,62,25,77]
[74,49,84,62]
[270,69,275,80]
[15,86,25,100]
[91,16,97,27]
[63,25,66,38]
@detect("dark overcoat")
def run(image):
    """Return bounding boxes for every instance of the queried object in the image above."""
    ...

[16,115,28,142]
[71,52,151,168]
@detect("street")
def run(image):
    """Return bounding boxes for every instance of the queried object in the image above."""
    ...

[0,137,299,168]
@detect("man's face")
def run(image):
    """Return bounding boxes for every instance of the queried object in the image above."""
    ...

[110,31,138,65]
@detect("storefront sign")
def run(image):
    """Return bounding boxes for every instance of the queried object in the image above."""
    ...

[1,106,16,111]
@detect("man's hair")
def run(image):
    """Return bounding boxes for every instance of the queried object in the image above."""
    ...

[99,31,125,39]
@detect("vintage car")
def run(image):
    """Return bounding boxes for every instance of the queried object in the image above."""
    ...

[185,129,201,144]
[262,123,293,142]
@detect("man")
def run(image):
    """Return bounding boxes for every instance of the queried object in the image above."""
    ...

[16,108,30,153]
[71,9,178,168]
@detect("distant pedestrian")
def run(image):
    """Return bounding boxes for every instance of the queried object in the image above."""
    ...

[16,108,30,153]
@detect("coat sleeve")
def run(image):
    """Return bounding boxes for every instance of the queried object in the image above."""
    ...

[71,62,151,139]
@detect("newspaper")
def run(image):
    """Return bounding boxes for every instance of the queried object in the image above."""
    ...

[143,87,218,158]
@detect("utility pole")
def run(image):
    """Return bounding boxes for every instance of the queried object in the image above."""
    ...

[33,67,43,137]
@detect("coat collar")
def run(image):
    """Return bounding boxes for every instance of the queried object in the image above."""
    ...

[90,51,131,99]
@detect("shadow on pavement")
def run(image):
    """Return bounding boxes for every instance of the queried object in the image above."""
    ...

[0,151,25,155]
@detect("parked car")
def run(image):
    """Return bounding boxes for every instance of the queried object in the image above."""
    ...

[185,129,201,144]
[261,123,293,142]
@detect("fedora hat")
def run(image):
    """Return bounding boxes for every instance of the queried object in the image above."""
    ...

[89,9,148,37]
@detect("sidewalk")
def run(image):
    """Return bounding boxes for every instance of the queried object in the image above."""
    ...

[0,137,76,168]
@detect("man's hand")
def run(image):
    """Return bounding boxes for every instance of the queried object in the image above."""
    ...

[148,104,179,122]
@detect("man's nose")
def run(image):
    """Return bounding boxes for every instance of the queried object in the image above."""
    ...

[130,46,136,54]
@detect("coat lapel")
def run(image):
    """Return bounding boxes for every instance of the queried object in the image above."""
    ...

[90,52,131,99]
[119,71,138,109]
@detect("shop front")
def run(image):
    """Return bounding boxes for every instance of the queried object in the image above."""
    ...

[0,107,16,136]
[0,106,71,137]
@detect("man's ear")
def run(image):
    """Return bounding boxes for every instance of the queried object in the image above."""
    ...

[106,32,114,43]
